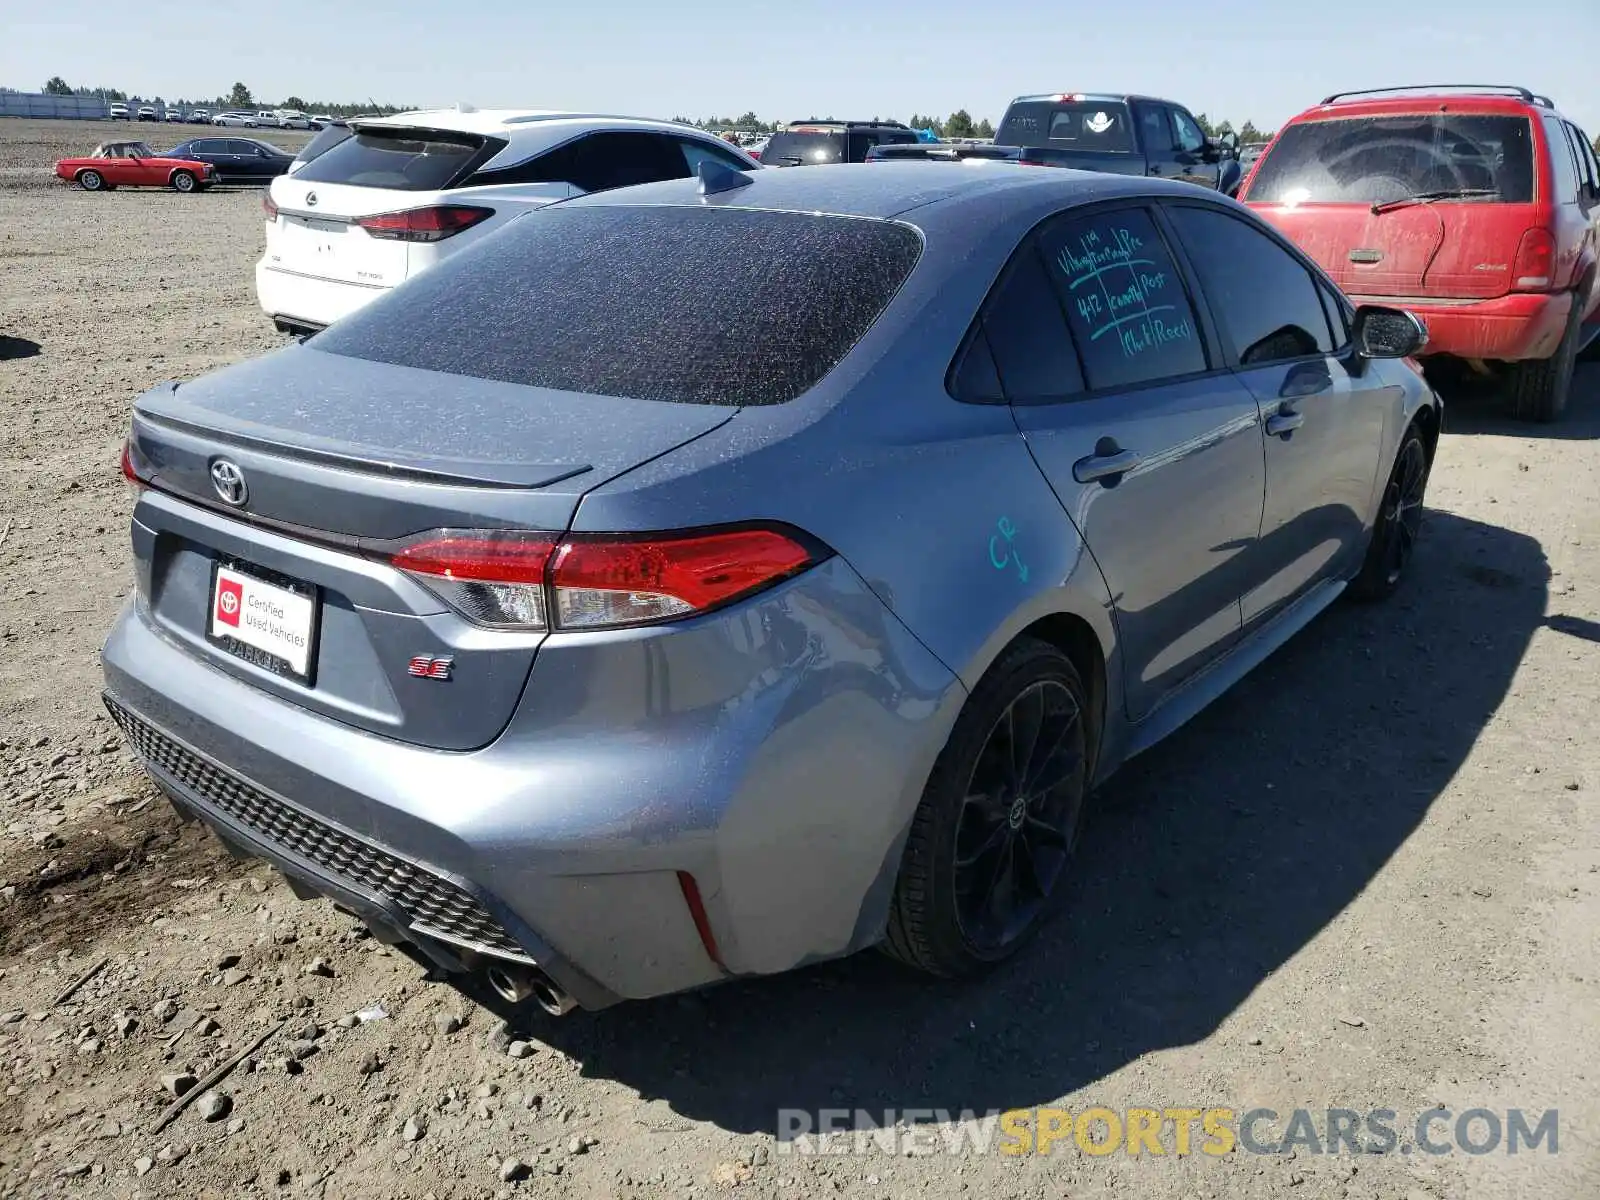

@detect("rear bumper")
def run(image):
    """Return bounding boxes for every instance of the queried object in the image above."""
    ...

[102,553,964,1006]
[255,260,389,330]
[1357,291,1573,362]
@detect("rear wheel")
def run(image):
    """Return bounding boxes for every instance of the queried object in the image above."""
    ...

[1505,288,1586,422]
[170,170,197,193]
[1350,428,1429,602]
[885,639,1092,977]
[76,169,104,192]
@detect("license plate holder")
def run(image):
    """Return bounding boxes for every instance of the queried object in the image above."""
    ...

[207,558,320,685]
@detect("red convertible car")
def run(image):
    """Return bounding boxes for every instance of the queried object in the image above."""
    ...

[53,141,214,193]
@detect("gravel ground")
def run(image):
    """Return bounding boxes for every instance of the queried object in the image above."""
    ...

[2,115,1599,1200]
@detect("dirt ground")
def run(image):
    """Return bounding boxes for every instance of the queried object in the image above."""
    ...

[2,115,1598,1200]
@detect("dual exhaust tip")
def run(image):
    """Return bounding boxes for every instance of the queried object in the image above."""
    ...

[484,963,577,1017]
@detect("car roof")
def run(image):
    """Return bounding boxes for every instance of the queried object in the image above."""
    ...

[559,159,1216,223]
[355,107,704,138]
[1009,92,1184,107]
[1288,87,1570,123]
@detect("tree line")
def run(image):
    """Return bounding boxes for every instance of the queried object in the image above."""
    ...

[41,77,411,117]
[38,79,1600,156]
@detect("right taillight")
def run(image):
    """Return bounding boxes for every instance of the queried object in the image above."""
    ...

[354,205,493,243]
[389,525,822,632]
[262,191,278,220]
[1512,227,1555,291]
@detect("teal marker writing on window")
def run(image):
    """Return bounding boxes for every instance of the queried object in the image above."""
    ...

[1056,224,1194,361]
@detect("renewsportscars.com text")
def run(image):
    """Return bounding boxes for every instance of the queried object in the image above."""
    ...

[775,1107,1558,1158]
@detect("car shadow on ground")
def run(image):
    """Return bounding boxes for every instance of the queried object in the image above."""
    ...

[1433,358,1600,440]
[0,335,41,360]
[527,508,1547,1135]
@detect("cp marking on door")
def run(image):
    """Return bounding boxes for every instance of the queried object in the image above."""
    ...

[407,655,454,680]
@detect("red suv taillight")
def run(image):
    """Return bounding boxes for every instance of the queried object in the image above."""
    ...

[1512,227,1555,291]
[390,526,821,631]
[262,192,278,220]
[354,205,493,243]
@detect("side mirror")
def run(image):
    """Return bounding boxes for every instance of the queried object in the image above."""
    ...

[1353,305,1428,358]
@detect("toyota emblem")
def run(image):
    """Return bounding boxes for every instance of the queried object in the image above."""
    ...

[210,459,248,507]
[305,191,317,207]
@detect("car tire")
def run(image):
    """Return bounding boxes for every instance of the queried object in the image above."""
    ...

[76,169,104,192]
[170,170,197,193]
[1349,426,1430,603]
[884,637,1093,978]
[1505,286,1586,422]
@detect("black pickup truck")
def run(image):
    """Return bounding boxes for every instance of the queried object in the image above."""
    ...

[866,92,1243,195]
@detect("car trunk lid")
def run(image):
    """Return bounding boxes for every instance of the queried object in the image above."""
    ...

[126,346,735,750]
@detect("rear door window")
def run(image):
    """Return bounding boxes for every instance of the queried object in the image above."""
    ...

[313,206,923,407]
[979,247,1085,402]
[1543,116,1580,203]
[1247,114,1535,205]
[1166,204,1334,365]
[291,126,495,190]
[1035,206,1208,390]
[997,102,1134,153]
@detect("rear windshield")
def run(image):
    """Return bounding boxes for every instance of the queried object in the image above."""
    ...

[996,102,1134,152]
[764,130,845,166]
[291,126,496,190]
[1247,114,1535,205]
[292,122,353,166]
[313,206,923,407]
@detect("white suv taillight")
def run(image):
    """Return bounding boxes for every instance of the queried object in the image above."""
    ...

[390,526,821,631]
[354,205,493,243]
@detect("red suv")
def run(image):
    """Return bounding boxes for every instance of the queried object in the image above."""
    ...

[1242,85,1599,421]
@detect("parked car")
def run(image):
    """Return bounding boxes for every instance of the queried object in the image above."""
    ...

[866,93,1243,195]
[1242,84,1600,422]
[189,109,211,124]
[309,114,334,130]
[110,163,1439,1015]
[213,112,260,127]
[135,106,157,122]
[166,137,295,183]
[257,107,758,335]
[274,110,312,130]
[745,136,770,162]
[164,110,185,123]
[54,141,214,192]
[255,110,282,127]
[107,103,130,121]
[1239,140,1269,170]
[762,119,919,166]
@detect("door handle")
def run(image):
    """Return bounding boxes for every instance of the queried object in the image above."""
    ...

[1265,410,1305,438]
[1072,447,1142,484]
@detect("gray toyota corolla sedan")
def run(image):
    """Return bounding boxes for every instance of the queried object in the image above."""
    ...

[104,162,1438,1015]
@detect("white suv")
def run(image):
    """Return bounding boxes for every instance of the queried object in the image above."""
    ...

[256,108,759,334]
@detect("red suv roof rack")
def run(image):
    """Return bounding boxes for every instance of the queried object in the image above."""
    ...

[1320,84,1539,105]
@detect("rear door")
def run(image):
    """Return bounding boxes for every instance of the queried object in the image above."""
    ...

[997,203,1266,718]
[1163,201,1390,622]
[229,139,268,180]
[1245,112,1539,300]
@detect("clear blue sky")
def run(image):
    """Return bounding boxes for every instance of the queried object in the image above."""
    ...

[6,0,1598,134]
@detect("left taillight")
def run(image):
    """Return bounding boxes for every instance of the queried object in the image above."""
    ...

[354,205,493,243]
[389,525,822,632]
[262,191,278,220]
[120,439,146,492]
